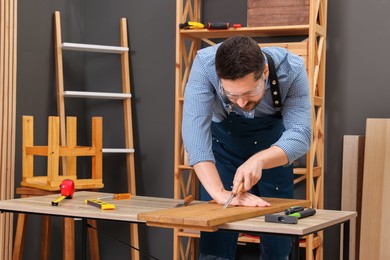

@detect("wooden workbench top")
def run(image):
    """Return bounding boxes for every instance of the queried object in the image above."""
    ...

[0,191,356,235]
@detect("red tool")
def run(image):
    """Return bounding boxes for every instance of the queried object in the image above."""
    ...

[51,179,75,206]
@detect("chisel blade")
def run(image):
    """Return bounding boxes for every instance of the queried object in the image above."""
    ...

[223,194,235,209]
[223,182,244,209]
[174,195,194,207]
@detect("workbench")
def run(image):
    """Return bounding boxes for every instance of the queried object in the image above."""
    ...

[0,191,356,259]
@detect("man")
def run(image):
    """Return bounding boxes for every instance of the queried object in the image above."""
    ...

[182,36,312,259]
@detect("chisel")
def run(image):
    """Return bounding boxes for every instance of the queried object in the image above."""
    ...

[97,193,132,200]
[223,182,244,209]
[174,195,194,207]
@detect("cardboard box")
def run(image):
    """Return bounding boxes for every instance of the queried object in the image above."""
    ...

[247,0,309,27]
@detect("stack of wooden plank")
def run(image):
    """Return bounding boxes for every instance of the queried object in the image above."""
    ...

[343,120,390,259]
[0,0,17,258]
[359,119,390,259]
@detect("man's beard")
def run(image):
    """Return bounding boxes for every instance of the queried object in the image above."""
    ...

[237,99,261,111]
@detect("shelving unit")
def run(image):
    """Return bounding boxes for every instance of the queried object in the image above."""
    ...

[174,1,327,259]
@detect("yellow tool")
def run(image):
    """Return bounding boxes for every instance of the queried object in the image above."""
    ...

[85,199,115,210]
[51,195,67,206]
[97,193,132,200]
[223,182,244,209]
[179,21,205,29]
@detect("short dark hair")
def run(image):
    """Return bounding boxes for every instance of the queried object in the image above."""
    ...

[215,36,264,80]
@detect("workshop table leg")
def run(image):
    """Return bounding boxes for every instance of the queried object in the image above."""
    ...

[82,218,87,260]
[343,220,350,260]
[63,217,75,260]
[40,215,51,260]
[290,235,300,260]
[12,213,26,260]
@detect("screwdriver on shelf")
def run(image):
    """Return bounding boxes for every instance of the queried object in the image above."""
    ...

[179,21,205,29]
[97,193,132,200]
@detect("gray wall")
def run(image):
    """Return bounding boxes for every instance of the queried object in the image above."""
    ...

[14,0,390,259]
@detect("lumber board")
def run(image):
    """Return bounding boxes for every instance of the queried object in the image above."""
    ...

[359,119,390,260]
[138,197,310,231]
[340,135,364,260]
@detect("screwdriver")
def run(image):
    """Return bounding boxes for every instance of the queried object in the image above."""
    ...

[288,208,316,219]
[97,193,132,200]
[223,182,244,209]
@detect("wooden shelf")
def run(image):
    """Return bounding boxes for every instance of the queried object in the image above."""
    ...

[179,25,309,39]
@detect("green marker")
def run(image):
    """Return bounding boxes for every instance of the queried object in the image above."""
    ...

[289,208,316,219]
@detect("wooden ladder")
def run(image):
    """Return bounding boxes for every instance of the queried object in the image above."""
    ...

[53,11,139,260]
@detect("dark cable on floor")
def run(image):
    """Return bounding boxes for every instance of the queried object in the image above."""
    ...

[87,223,159,260]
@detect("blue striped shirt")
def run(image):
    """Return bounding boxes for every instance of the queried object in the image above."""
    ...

[182,43,312,166]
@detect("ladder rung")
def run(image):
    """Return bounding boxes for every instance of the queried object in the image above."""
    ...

[61,42,129,53]
[103,148,135,153]
[63,91,131,99]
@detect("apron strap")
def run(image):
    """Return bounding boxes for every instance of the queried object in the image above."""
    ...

[263,52,282,108]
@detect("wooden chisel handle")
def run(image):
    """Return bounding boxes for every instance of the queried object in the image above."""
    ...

[233,182,244,195]
[183,195,194,206]
[113,193,132,200]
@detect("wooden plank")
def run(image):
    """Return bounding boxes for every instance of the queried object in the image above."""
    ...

[260,42,308,69]
[22,116,34,179]
[66,117,77,177]
[47,117,60,182]
[1,0,17,258]
[359,119,390,260]
[138,198,310,231]
[340,135,364,260]
[91,117,102,180]
[120,17,139,260]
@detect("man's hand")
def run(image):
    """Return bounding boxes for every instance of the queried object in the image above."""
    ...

[233,155,263,192]
[232,146,289,193]
[226,191,271,207]
[193,161,270,207]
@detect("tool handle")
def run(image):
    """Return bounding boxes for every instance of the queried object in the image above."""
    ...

[207,22,229,30]
[284,206,304,215]
[113,193,132,200]
[183,195,194,205]
[289,208,316,219]
[234,182,244,195]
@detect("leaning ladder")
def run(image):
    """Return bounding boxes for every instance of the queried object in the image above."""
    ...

[53,11,139,260]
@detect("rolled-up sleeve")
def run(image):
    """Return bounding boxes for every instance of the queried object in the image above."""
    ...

[182,54,216,166]
[272,59,312,164]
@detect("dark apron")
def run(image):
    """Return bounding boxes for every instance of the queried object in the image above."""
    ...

[208,111,294,199]
[200,111,294,260]
[199,53,293,260]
